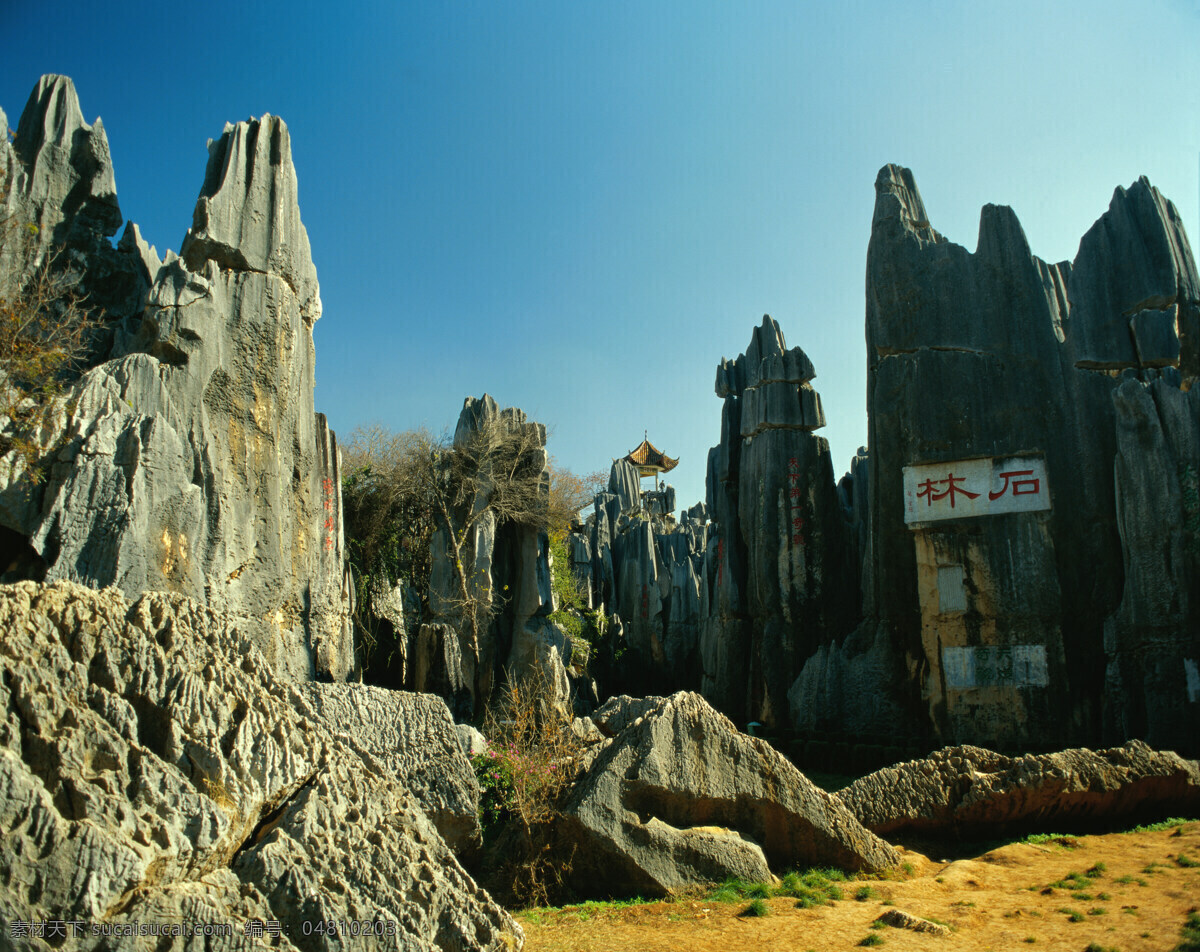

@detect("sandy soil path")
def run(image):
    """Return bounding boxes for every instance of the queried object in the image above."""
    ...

[520,822,1200,952]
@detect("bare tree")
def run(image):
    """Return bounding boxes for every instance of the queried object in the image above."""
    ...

[432,412,550,668]
[0,184,96,484]
[342,412,555,681]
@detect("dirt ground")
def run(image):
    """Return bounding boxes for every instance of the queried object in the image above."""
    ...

[519,822,1200,952]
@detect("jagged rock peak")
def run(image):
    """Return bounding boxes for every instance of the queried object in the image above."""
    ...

[7,74,121,253]
[715,315,816,398]
[871,163,941,243]
[180,113,321,323]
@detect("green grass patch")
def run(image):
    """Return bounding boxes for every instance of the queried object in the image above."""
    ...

[1177,910,1200,952]
[1088,907,1107,916]
[857,934,885,947]
[1086,862,1107,877]
[1175,853,1199,868]
[741,898,769,918]
[1057,907,1085,922]
[1022,833,1081,848]
[855,885,880,901]
[714,868,848,909]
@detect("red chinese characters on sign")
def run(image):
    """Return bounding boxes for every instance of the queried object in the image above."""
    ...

[988,469,1039,500]
[916,473,980,509]
[321,477,336,550]
[787,457,806,546]
[903,455,1050,526]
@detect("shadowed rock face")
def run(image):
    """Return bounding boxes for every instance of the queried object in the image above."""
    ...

[557,692,898,899]
[838,740,1200,839]
[797,164,1200,753]
[0,75,352,681]
[0,580,523,951]
[700,316,859,727]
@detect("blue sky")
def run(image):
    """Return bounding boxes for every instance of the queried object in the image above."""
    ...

[5,0,1199,511]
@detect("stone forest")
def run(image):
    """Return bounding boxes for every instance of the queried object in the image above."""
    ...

[0,76,1197,951]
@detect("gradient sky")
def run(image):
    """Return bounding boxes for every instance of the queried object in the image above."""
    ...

[5,0,1199,512]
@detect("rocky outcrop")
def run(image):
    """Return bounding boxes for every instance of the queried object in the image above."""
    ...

[838,740,1200,838]
[0,580,522,950]
[296,683,482,855]
[700,317,859,727]
[556,692,898,899]
[794,165,1200,753]
[572,459,708,699]
[0,76,353,682]
[590,693,666,735]
[421,394,564,714]
[0,75,153,348]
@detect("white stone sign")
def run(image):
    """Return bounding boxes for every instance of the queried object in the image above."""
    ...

[903,455,1050,525]
[942,645,1050,689]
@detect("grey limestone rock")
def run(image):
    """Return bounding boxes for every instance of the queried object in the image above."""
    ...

[589,693,666,735]
[856,163,1200,752]
[422,395,556,715]
[296,682,482,854]
[0,580,523,951]
[0,77,353,683]
[1,76,153,352]
[456,723,489,757]
[701,316,859,728]
[1103,377,1200,751]
[607,458,641,514]
[557,692,898,899]
[873,909,952,936]
[838,740,1200,838]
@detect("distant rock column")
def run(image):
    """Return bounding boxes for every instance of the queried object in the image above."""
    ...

[703,316,858,727]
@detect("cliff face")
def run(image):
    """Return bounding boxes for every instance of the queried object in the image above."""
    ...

[0,75,352,681]
[835,165,1199,752]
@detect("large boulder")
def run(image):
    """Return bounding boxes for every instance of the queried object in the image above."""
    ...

[0,76,353,683]
[295,683,482,855]
[0,580,522,951]
[556,692,898,899]
[838,740,1200,838]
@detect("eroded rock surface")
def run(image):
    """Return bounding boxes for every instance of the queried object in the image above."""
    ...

[0,580,522,951]
[296,683,482,855]
[838,740,1200,838]
[557,692,897,899]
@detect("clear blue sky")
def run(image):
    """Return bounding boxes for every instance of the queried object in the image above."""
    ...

[5,1,1199,511]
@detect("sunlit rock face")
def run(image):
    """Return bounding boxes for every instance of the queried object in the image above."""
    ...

[808,164,1199,753]
[0,580,522,949]
[0,75,352,681]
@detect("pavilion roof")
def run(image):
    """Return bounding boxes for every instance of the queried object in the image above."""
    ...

[623,438,678,474]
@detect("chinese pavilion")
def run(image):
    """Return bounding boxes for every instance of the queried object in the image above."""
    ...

[622,434,678,490]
